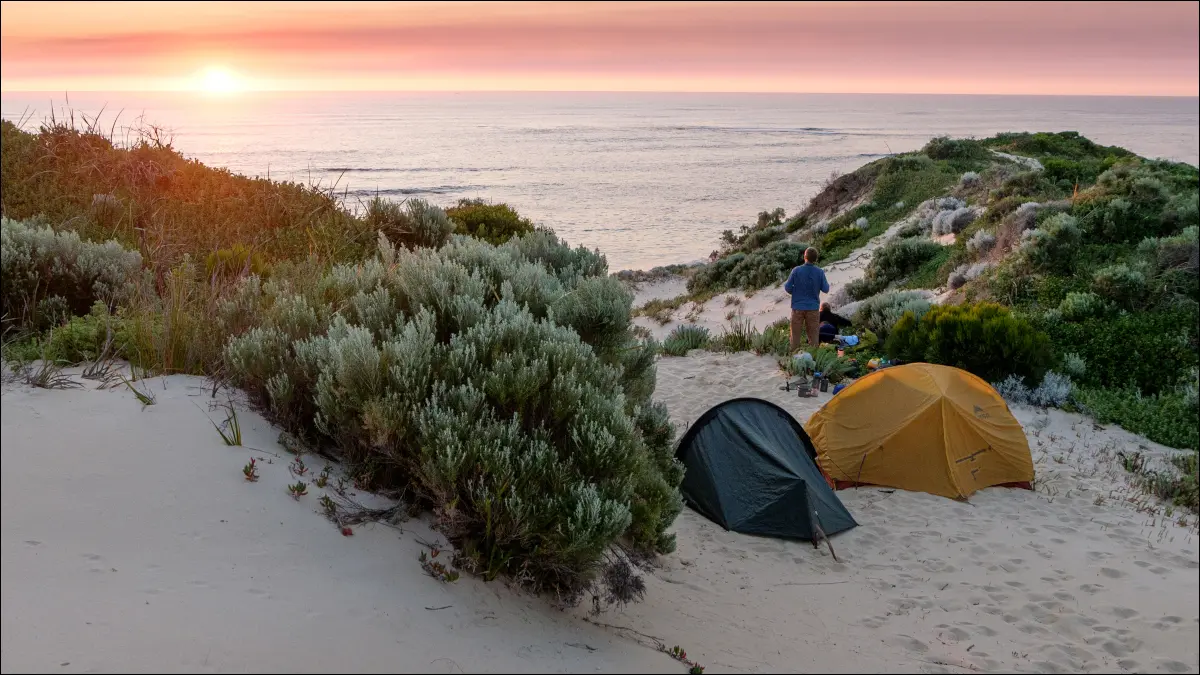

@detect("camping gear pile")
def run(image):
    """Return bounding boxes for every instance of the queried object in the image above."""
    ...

[676,363,1035,542]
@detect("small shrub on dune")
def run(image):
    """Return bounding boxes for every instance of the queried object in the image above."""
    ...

[932,207,977,236]
[1020,213,1081,273]
[1,217,143,331]
[1091,263,1147,308]
[821,227,863,251]
[686,240,811,294]
[445,198,536,245]
[922,136,989,162]
[966,230,996,257]
[1057,291,1107,322]
[886,302,1051,383]
[846,238,942,301]
[1060,352,1087,380]
[662,324,712,356]
[204,244,267,281]
[365,197,455,251]
[851,290,932,339]
[960,171,981,187]
[752,319,791,357]
[225,232,683,598]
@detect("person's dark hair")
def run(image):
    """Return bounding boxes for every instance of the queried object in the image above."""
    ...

[820,302,831,313]
[804,247,819,263]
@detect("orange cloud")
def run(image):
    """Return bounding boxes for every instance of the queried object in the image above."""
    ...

[2,1,1197,94]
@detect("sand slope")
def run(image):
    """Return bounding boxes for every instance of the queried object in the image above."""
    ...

[0,371,674,674]
[3,356,1198,674]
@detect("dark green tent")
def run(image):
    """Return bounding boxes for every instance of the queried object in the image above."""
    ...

[675,398,857,540]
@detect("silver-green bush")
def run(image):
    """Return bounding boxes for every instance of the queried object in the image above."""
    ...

[223,231,681,598]
[852,290,933,339]
[1,217,143,329]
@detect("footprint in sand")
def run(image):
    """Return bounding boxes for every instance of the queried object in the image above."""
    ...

[1099,567,1126,579]
[1079,583,1105,594]
[1110,607,1138,619]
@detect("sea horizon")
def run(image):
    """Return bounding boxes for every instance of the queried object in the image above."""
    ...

[4,90,1197,271]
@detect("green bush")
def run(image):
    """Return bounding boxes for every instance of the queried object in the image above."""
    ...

[1092,263,1147,308]
[444,199,536,245]
[204,244,267,281]
[885,302,1051,383]
[43,303,114,364]
[922,136,989,162]
[1021,213,1082,273]
[224,232,683,597]
[1,217,143,331]
[821,227,863,250]
[852,290,933,339]
[1058,291,1107,321]
[752,319,791,357]
[686,240,810,294]
[1076,387,1199,451]
[1035,307,1198,395]
[845,238,943,301]
[364,197,454,250]
[982,131,1132,162]
[662,324,712,356]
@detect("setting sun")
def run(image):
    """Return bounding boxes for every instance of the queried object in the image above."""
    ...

[198,67,243,94]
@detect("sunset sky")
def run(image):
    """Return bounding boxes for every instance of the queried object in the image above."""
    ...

[1,0,1197,95]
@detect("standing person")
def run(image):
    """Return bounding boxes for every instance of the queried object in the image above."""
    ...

[783,247,830,352]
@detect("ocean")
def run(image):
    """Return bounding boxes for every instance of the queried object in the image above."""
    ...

[2,92,1197,271]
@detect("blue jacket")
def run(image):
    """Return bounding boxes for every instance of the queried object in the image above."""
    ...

[784,263,829,311]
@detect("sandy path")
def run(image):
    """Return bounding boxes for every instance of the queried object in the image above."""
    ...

[0,371,675,674]
[631,221,910,341]
[579,352,1198,674]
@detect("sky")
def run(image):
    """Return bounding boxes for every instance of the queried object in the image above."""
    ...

[1,1,1197,95]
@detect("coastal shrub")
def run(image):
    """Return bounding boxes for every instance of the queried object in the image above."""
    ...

[960,171,981,187]
[444,199,535,245]
[713,317,759,353]
[1034,307,1198,395]
[822,227,863,250]
[752,319,791,357]
[1020,213,1081,273]
[1092,263,1147,308]
[42,303,114,364]
[847,238,942,300]
[221,232,683,596]
[0,120,374,265]
[922,136,989,162]
[992,371,1073,408]
[948,262,993,290]
[811,345,852,383]
[852,290,932,339]
[364,197,455,250]
[0,217,143,331]
[686,240,810,294]
[662,324,712,356]
[1076,387,1199,451]
[1057,291,1106,321]
[932,207,977,235]
[966,230,996,257]
[204,244,267,281]
[885,302,1051,383]
[855,217,869,231]
[1060,352,1087,380]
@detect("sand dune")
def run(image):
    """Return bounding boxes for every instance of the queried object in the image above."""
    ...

[3,356,1197,674]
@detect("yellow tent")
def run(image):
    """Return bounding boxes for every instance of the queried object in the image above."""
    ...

[806,363,1034,499]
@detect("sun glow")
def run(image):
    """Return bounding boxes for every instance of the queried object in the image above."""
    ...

[198,67,243,95]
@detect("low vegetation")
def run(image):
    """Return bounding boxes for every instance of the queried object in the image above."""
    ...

[1,117,682,603]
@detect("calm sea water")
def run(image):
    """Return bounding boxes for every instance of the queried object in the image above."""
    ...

[3,92,1197,271]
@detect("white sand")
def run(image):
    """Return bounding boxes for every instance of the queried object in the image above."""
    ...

[0,370,674,674]
[4,357,1198,674]
[587,351,1197,674]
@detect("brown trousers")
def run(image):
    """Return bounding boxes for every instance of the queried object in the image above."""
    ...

[790,309,820,353]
